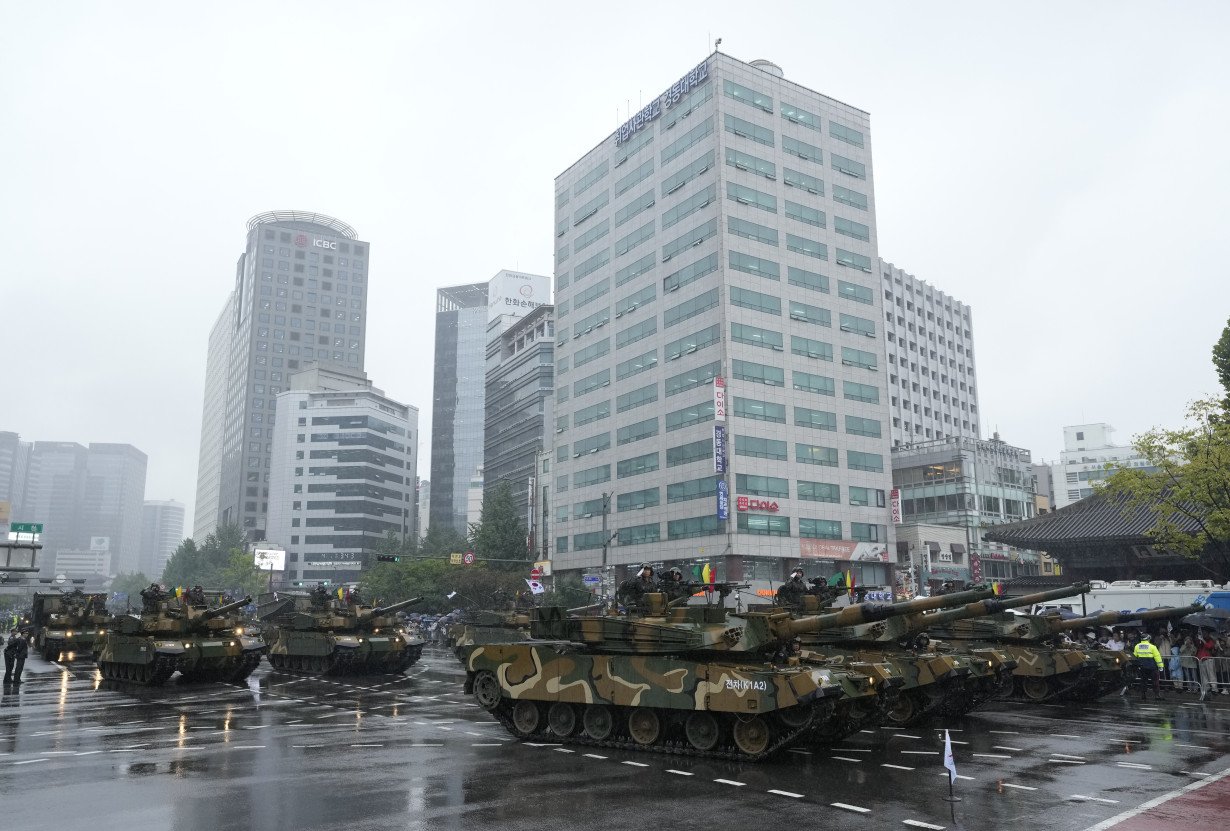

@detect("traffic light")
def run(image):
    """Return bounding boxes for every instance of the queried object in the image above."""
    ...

[377,555,401,563]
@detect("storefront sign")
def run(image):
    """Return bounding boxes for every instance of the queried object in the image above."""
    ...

[615,59,710,146]
[736,497,778,513]
[890,488,901,524]
[716,480,729,520]
[713,376,726,421]
[800,540,890,562]
[713,424,727,473]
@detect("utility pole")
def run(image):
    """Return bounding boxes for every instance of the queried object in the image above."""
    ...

[599,492,615,607]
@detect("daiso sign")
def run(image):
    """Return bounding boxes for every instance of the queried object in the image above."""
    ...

[736,496,779,513]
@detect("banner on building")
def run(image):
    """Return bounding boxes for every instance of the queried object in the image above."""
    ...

[713,424,727,473]
[890,488,902,524]
[716,479,730,520]
[799,540,889,562]
[713,376,726,421]
[970,553,982,582]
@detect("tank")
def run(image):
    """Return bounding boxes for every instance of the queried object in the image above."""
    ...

[259,591,425,675]
[457,592,1046,760]
[94,594,263,685]
[30,590,109,662]
[920,585,1102,703]
[774,584,1009,728]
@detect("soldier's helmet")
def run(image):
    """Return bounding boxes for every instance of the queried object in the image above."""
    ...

[638,563,654,577]
[667,567,682,580]
[790,567,804,579]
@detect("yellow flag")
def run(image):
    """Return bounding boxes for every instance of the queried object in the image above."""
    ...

[175,586,183,598]
[336,587,344,600]
[702,563,712,583]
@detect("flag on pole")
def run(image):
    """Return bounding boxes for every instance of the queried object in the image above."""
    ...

[446,591,458,600]
[336,587,344,600]
[943,728,958,784]
[525,578,545,595]
[846,569,854,598]
[701,563,713,584]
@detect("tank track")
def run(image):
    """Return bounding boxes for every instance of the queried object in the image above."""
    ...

[484,698,817,762]
[97,655,178,686]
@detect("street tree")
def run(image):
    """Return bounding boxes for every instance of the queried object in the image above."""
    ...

[469,480,528,568]
[161,524,246,589]
[1214,316,1230,410]
[1101,397,1230,580]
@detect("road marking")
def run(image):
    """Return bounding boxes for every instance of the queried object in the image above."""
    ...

[714,779,745,786]
[1052,734,1083,739]
[902,821,945,830]
[1070,795,1119,804]
[1001,783,1037,791]
[831,802,870,814]
[523,743,561,747]
[1180,771,1211,777]
[553,748,575,753]
[893,734,922,739]
[1117,762,1152,770]
[787,748,812,755]
[882,763,915,771]
[292,745,325,749]
[768,789,803,798]
[1049,759,1087,765]
[622,761,649,767]
[833,747,872,752]
[1080,766,1230,831]
[583,753,607,759]
[13,759,48,765]
[1051,753,1087,760]
[901,750,938,755]
[349,743,383,747]
[993,745,1024,752]
[948,740,969,745]
[109,750,138,753]
[972,753,1011,759]
[832,756,863,763]
[666,769,693,776]
[74,751,103,756]
[471,743,501,747]
[1174,743,1208,749]
[988,730,1020,734]
[230,745,265,749]
[935,772,975,781]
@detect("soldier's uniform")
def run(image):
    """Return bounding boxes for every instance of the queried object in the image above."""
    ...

[658,568,691,602]
[776,569,809,608]
[616,565,656,609]
[4,632,28,684]
[140,584,167,613]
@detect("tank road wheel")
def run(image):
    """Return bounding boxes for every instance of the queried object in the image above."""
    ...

[884,691,920,726]
[732,715,772,756]
[511,701,542,736]
[1019,677,1053,702]
[627,708,661,747]
[684,712,721,751]
[775,704,813,730]
[472,671,503,711]
[582,705,615,741]
[548,703,578,737]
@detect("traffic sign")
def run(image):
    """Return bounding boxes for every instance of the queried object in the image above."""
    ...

[10,523,43,534]
[54,573,66,584]
[462,551,476,565]
[449,553,463,565]
[529,566,543,580]
[582,575,601,586]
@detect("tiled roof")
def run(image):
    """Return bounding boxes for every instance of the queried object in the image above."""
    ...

[984,491,1202,548]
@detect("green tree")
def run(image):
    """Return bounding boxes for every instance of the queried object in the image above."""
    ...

[1214,317,1230,410]
[161,524,246,588]
[419,524,468,558]
[540,573,593,609]
[469,480,529,568]
[1101,397,1230,580]
[108,572,151,611]
[220,550,268,598]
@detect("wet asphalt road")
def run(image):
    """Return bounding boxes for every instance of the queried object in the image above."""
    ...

[2,649,1229,831]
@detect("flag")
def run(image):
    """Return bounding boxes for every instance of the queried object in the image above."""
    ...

[525,579,545,595]
[701,563,712,584]
[446,591,457,600]
[943,729,957,784]
[175,587,183,598]
[336,587,344,600]
[846,569,854,598]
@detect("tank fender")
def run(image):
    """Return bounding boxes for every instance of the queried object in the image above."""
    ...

[152,640,188,655]
[333,635,361,649]
[239,636,265,652]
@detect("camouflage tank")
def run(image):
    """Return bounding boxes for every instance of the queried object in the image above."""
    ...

[30,590,109,662]
[1041,604,1203,701]
[457,593,1048,760]
[94,594,263,685]
[918,588,1192,702]
[776,584,1004,728]
[258,591,425,675]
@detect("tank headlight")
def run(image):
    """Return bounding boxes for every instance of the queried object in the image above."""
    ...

[66,631,74,637]
[235,627,244,636]
[184,643,192,649]
[98,629,106,635]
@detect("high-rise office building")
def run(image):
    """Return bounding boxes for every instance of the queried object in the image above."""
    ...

[430,270,549,535]
[140,499,185,579]
[415,478,429,542]
[16,440,147,575]
[0,431,30,523]
[193,211,370,544]
[266,365,417,584]
[1049,423,1154,509]
[484,305,555,531]
[879,261,980,448]
[550,53,894,585]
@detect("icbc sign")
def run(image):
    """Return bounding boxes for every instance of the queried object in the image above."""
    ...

[313,238,337,250]
[736,497,779,512]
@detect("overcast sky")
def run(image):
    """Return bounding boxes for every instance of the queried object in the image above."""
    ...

[3,1,1227,534]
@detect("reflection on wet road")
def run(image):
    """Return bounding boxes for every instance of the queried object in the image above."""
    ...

[2,649,1229,831]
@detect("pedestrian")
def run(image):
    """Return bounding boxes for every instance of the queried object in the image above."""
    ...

[1107,631,1125,652]
[3,631,28,685]
[1132,634,1164,700]
[1180,636,1199,692]
[1169,643,1183,690]
[1195,630,1219,701]
[1155,630,1172,679]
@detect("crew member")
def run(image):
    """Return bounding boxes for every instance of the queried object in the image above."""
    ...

[776,567,809,608]
[658,568,691,602]
[616,564,656,609]
[1133,634,1164,700]
[140,583,167,613]
[310,583,330,609]
[775,636,804,665]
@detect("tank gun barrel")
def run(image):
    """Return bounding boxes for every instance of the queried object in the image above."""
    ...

[904,583,1093,632]
[782,584,996,637]
[202,596,252,620]
[366,596,424,618]
[1045,603,1205,633]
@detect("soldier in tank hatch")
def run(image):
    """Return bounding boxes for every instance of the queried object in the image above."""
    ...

[775,567,809,608]
[616,564,656,609]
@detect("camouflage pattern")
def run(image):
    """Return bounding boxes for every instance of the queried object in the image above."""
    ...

[259,592,424,675]
[94,594,263,685]
[30,590,109,662]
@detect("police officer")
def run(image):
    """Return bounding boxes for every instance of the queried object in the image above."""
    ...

[1133,633,1164,700]
[776,567,809,608]
[616,564,656,609]
[4,631,28,685]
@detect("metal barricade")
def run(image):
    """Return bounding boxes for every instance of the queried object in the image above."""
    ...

[1198,656,1230,696]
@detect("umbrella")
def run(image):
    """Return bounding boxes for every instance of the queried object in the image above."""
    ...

[1181,609,1230,630]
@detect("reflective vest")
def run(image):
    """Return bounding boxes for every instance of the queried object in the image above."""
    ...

[1133,641,1163,668]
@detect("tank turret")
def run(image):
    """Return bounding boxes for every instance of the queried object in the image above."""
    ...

[1042,603,1204,635]
[200,596,252,621]
[888,584,1093,640]
[261,592,426,675]
[360,596,424,619]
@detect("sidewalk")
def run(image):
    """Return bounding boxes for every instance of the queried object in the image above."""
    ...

[1087,767,1230,831]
